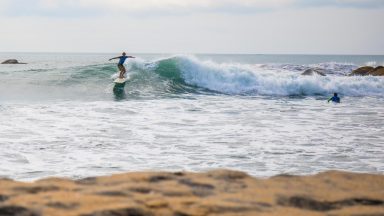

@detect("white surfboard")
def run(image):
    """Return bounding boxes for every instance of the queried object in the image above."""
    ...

[113,78,127,84]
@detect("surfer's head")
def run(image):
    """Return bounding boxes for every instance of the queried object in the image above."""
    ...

[334,93,338,96]
[122,52,126,56]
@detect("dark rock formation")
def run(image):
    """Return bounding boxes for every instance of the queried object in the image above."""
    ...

[349,66,374,76]
[1,59,27,64]
[301,68,326,76]
[349,66,384,76]
[370,66,384,76]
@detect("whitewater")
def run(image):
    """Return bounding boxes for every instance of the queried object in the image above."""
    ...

[0,53,383,181]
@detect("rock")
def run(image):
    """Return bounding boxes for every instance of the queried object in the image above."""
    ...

[301,68,326,76]
[349,66,374,76]
[1,59,19,64]
[1,59,27,64]
[349,66,384,76]
[370,66,384,76]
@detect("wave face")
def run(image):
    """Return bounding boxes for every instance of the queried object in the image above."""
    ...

[0,55,383,100]
[144,56,384,97]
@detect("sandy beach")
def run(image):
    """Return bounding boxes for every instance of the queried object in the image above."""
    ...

[0,170,383,216]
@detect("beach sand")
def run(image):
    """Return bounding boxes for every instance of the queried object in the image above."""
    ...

[0,170,383,216]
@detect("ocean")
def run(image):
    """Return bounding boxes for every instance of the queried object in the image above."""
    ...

[0,53,383,181]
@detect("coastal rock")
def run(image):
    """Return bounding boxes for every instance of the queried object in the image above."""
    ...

[1,59,27,64]
[370,66,384,76]
[301,68,326,76]
[0,170,383,216]
[349,66,384,76]
[349,66,374,76]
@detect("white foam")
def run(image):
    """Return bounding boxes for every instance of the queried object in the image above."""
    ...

[169,56,384,96]
[1,96,384,181]
[365,61,377,67]
[309,62,357,75]
[111,72,120,80]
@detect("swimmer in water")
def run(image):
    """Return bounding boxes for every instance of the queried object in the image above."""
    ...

[328,93,341,103]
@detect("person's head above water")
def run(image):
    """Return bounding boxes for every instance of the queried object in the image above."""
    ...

[334,93,338,97]
[122,52,126,56]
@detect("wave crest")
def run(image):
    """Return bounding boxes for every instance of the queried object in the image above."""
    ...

[143,55,384,96]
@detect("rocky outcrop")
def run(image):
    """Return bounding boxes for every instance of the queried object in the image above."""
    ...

[301,68,326,76]
[349,66,384,76]
[0,170,383,216]
[370,66,384,76]
[1,59,27,64]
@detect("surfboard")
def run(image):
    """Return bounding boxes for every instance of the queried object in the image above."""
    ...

[113,78,127,84]
[113,77,128,93]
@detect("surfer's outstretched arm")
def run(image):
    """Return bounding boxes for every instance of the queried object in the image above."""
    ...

[109,56,121,61]
[127,56,135,58]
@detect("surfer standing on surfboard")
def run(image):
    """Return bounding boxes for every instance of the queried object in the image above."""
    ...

[109,52,135,78]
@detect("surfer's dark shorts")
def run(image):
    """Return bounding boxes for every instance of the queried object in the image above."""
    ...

[117,64,125,71]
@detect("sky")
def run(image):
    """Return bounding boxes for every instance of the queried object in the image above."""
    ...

[0,0,383,54]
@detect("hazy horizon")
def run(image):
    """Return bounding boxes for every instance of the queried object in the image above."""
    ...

[1,52,384,56]
[1,0,384,55]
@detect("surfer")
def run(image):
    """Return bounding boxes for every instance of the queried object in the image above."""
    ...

[328,93,341,103]
[109,52,135,78]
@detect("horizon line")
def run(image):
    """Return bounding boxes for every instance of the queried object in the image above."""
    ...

[1,51,384,56]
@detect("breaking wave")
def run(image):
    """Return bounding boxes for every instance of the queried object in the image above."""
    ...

[136,55,384,96]
[1,55,383,99]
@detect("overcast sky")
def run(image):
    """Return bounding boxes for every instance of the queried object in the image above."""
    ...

[1,0,383,54]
